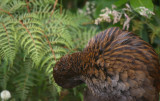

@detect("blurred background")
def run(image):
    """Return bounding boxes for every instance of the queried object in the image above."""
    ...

[0,0,159,100]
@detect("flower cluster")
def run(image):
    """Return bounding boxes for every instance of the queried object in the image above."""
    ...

[95,4,155,30]
[95,5,122,25]
[85,1,96,15]
[136,7,155,18]
[78,1,96,16]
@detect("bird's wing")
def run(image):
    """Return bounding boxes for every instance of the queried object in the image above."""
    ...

[85,27,160,96]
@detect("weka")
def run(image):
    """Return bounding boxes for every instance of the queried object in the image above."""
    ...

[53,27,160,101]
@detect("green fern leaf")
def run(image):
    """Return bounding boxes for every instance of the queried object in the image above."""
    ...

[0,17,17,64]
[13,59,35,100]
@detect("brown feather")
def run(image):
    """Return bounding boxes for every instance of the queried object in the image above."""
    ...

[53,27,160,101]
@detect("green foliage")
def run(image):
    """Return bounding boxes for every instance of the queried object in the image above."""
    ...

[0,0,160,101]
[0,0,91,100]
[0,16,17,64]
[130,0,154,12]
[71,27,98,51]
[114,0,128,7]
[13,59,35,100]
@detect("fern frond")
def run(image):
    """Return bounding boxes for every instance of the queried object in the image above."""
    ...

[17,14,44,66]
[0,60,18,90]
[0,60,9,89]
[71,27,98,51]
[0,0,10,8]
[0,16,17,63]
[8,0,26,13]
[40,15,74,73]
[31,0,55,6]
[67,12,92,27]
[13,59,35,100]
[0,0,97,100]
[0,0,26,14]
[32,4,52,19]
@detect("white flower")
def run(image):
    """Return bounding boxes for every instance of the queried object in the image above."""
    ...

[112,5,117,9]
[123,13,131,30]
[86,11,91,15]
[0,90,11,100]
[78,9,83,14]
[91,5,94,9]
[126,3,130,9]
[101,9,106,12]
[91,2,95,6]
[95,18,102,25]
[95,7,122,24]
[86,1,90,6]
[112,10,122,24]
[136,7,155,18]
[84,1,96,15]
[101,7,109,12]
[122,3,132,12]
[86,7,90,11]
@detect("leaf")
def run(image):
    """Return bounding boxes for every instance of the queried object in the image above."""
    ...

[71,27,98,51]
[140,25,149,42]
[13,59,35,100]
[0,18,17,64]
[114,0,128,7]
[130,0,154,12]
[8,0,26,13]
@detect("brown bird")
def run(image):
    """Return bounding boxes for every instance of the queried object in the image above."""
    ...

[53,27,160,101]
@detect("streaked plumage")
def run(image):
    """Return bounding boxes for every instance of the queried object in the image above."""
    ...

[53,27,160,101]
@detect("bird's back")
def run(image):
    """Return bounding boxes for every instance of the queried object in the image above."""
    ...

[83,27,160,101]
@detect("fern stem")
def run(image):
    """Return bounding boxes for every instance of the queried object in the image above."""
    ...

[1,23,12,63]
[1,23,10,48]
[25,0,30,13]
[60,0,63,14]
[48,0,58,24]
[44,34,57,61]
[50,0,58,17]
[21,73,29,99]
[19,20,37,52]
[0,8,14,18]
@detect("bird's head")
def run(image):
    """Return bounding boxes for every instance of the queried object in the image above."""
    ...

[53,53,84,88]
